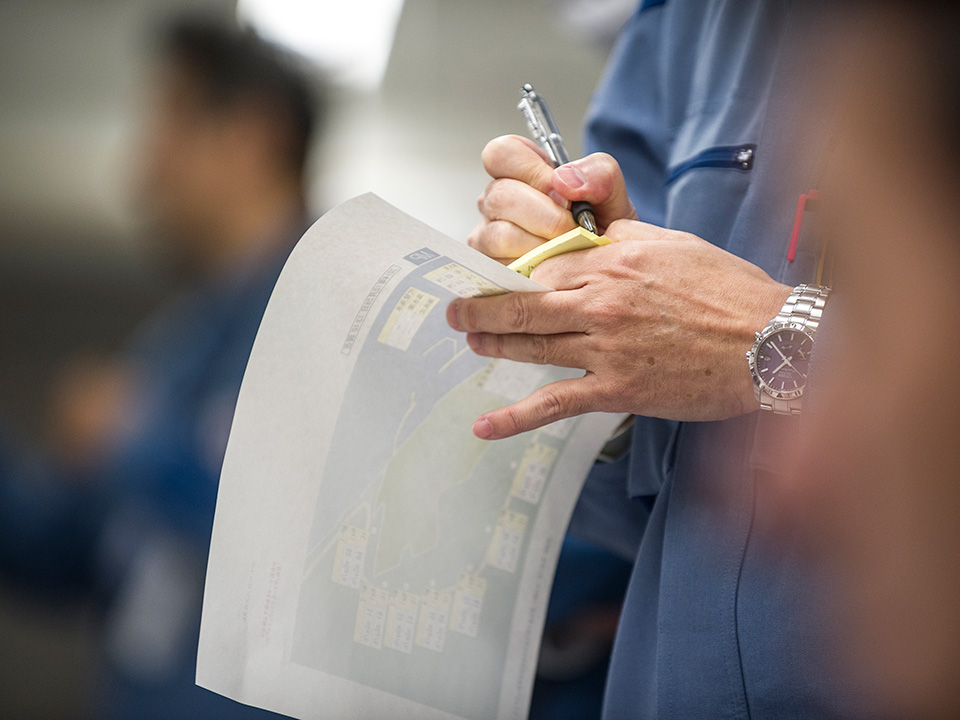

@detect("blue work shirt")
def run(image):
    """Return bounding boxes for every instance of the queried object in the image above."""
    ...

[569,1,861,718]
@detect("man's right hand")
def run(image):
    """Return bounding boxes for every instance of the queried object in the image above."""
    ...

[454,134,789,439]
[468,135,639,262]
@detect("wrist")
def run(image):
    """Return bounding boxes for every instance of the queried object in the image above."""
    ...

[731,282,793,414]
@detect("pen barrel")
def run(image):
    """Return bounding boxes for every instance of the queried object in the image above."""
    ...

[546,134,570,166]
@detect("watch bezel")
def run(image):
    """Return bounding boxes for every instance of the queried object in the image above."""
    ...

[747,321,816,400]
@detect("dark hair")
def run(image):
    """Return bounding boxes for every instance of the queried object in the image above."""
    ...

[158,15,322,177]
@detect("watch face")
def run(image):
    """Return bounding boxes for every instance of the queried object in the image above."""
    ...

[753,326,814,399]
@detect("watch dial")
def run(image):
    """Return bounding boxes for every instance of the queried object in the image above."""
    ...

[756,328,813,397]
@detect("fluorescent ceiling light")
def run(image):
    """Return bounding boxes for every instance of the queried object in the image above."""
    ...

[237,0,406,90]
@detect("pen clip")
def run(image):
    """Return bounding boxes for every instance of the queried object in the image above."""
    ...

[518,84,569,167]
[518,83,596,232]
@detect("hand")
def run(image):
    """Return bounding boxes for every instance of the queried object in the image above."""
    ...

[469,135,638,262]
[447,220,792,439]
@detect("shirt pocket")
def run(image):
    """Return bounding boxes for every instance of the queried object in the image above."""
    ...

[663,141,759,247]
[666,144,756,185]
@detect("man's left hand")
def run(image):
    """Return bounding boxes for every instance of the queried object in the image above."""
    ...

[447,219,791,439]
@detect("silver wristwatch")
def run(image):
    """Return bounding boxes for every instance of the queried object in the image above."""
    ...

[746,284,831,415]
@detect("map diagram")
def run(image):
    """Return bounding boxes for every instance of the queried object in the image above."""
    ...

[290,252,580,720]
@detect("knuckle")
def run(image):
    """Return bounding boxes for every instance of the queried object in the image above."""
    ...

[480,137,504,170]
[611,243,646,272]
[579,152,622,201]
[537,386,569,422]
[597,384,627,413]
[584,293,622,329]
[508,293,530,332]
[468,221,505,258]
[469,219,524,259]
[580,331,605,356]
[530,334,550,365]
[481,135,519,174]
[459,299,480,331]
[546,208,573,240]
[467,223,484,252]
[501,404,527,436]
[606,218,634,239]
[592,152,622,180]
[483,180,510,217]
[487,220,516,257]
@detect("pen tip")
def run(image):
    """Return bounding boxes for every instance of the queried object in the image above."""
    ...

[578,210,598,234]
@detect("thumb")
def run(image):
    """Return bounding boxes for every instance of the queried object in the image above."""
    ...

[552,153,638,231]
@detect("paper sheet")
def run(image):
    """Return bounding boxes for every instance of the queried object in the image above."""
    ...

[196,194,625,720]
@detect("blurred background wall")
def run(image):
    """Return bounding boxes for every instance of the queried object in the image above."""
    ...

[0,0,619,716]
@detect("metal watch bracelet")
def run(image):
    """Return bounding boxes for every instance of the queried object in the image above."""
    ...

[757,283,830,414]
[772,284,829,332]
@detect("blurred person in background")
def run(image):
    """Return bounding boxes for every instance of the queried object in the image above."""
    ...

[779,4,960,719]
[0,14,322,719]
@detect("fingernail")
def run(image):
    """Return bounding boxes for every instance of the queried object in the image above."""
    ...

[466,332,483,351]
[556,164,586,189]
[447,300,461,331]
[473,416,494,439]
[548,190,570,209]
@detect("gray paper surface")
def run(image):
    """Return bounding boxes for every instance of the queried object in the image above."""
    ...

[196,194,625,720]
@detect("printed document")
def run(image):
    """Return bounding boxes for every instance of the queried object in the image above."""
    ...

[197,194,625,720]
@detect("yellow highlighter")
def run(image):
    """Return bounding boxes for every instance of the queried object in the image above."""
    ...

[507,226,611,278]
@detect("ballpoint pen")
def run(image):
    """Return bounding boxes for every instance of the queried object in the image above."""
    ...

[517,83,598,233]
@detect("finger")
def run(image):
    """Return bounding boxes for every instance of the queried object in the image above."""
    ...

[472,376,600,440]
[478,177,576,239]
[481,135,556,193]
[551,153,639,230]
[447,291,588,335]
[465,331,589,369]
[467,219,554,260]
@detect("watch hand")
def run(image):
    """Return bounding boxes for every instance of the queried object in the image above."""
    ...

[768,343,794,374]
